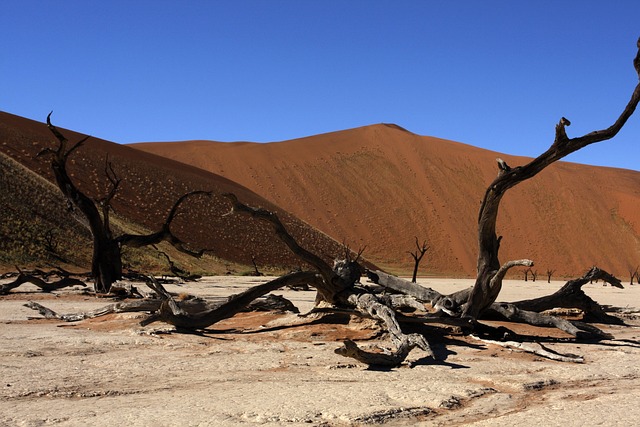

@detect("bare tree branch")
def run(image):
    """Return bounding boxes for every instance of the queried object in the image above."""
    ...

[464,38,640,319]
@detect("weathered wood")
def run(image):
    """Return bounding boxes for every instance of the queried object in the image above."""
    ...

[0,273,86,294]
[222,196,435,366]
[470,336,585,363]
[245,294,299,313]
[335,293,433,367]
[486,302,612,340]
[24,299,161,321]
[369,270,450,307]
[40,114,211,293]
[372,266,622,340]
[507,267,624,325]
[141,272,321,329]
[223,193,349,303]
[334,336,430,368]
[465,39,640,319]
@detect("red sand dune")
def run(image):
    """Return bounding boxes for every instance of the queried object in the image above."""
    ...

[0,112,348,271]
[133,123,640,278]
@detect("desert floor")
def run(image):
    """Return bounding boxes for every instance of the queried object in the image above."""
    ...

[1,276,639,426]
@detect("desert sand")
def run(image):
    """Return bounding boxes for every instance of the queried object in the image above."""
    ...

[132,124,640,277]
[1,276,639,426]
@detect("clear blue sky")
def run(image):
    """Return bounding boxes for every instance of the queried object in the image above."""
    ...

[2,1,639,171]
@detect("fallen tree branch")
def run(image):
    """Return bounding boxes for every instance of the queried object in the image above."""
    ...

[486,302,612,340]
[141,272,322,329]
[1,272,86,294]
[335,293,434,367]
[24,299,161,321]
[470,335,585,363]
[370,266,622,340]
[508,267,624,324]
[222,193,348,302]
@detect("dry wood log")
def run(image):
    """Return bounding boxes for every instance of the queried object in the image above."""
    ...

[245,294,299,313]
[486,302,612,340]
[506,267,624,325]
[470,335,585,363]
[140,272,321,329]
[332,292,433,367]
[368,270,457,314]
[370,266,622,340]
[222,193,349,303]
[0,273,86,294]
[23,286,298,323]
[24,299,161,321]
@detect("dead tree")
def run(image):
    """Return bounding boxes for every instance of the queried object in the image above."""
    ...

[629,266,638,285]
[530,269,538,282]
[250,255,264,276]
[38,113,211,293]
[158,251,201,282]
[370,266,622,340]
[462,38,640,320]
[0,267,86,294]
[215,193,432,366]
[546,269,555,283]
[408,237,429,283]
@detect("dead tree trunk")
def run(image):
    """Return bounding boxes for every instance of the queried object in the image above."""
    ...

[40,114,210,293]
[629,266,638,285]
[250,255,264,276]
[408,237,429,283]
[546,269,555,283]
[463,38,640,319]
[506,267,624,324]
[158,251,201,282]
[141,272,321,329]
[370,266,622,339]
[218,193,433,366]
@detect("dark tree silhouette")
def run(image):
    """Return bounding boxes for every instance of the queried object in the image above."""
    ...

[461,38,640,319]
[546,269,555,284]
[39,113,211,293]
[408,236,429,283]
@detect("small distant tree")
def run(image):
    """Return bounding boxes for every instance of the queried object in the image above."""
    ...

[39,113,210,293]
[630,266,639,285]
[408,236,429,283]
[530,269,538,282]
[251,255,264,277]
[546,269,555,283]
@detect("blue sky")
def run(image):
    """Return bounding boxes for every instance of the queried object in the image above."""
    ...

[2,1,639,171]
